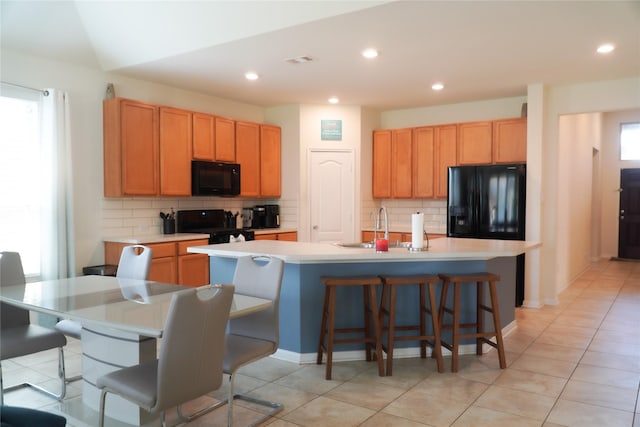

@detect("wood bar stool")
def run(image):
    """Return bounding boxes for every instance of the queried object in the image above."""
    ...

[379,275,444,375]
[437,272,506,373]
[317,276,385,380]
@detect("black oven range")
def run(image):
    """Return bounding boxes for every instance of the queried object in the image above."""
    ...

[176,209,254,244]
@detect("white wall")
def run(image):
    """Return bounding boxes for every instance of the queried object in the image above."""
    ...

[264,105,301,231]
[359,108,379,229]
[381,96,527,128]
[556,113,601,290]
[600,109,640,258]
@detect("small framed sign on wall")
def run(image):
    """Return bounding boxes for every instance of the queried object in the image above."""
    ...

[321,119,342,141]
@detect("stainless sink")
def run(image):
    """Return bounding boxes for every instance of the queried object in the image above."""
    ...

[334,241,412,249]
[335,242,375,248]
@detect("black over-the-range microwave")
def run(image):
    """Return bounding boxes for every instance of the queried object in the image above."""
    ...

[191,160,240,196]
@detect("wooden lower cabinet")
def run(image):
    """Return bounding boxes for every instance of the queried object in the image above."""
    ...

[104,238,209,286]
[275,231,297,241]
[254,231,297,241]
[177,240,210,287]
[150,256,177,284]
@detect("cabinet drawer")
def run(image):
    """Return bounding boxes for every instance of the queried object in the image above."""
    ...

[277,232,297,241]
[254,233,277,240]
[147,242,177,258]
[178,239,209,255]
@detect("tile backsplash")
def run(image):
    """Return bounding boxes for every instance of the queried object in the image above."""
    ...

[360,199,448,234]
[101,197,297,238]
[101,197,447,239]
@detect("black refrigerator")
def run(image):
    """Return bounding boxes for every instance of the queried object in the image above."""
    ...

[447,164,526,305]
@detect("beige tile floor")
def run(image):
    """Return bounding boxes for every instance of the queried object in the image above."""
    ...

[3,259,639,426]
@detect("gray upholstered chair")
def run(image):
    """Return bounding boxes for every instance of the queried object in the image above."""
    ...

[0,252,67,405]
[96,284,234,427]
[55,244,153,342]
[221,255,284,426]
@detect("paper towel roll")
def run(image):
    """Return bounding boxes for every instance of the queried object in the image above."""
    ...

[412,213,424,249]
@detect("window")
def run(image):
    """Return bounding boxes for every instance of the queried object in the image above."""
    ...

[0,89,43,277]
[620,122,640,160]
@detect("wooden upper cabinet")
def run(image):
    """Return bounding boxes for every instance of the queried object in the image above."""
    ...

[412,126,435,198]
[493,118,527,163]
[215,116,236,162]
[435,124,457,199]
[391,128,413,198]
[159,107,192,196]
[104,98,159,197]
[372,130,392,198]
[457,121,492,165]
[260,125,281,198]
[192,112,215,160]
[235,121,261,197]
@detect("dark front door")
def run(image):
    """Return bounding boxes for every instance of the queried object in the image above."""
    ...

[618,168,640,259]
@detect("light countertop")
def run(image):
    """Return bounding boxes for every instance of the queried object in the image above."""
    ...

[104,233,210,244]
[188,238,540,264]
[252,228,297,235]
[104,229,296,244]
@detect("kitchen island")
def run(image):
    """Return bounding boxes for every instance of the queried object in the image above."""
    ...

[188,238,540,363]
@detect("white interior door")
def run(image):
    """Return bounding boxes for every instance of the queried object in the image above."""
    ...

[309,149,355,243]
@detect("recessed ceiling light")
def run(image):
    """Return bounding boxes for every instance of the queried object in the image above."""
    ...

[362,48,378,59]
[432,82,444,91]
[596,43,615,54]
[328,97,340,104]
[245,72,259,81]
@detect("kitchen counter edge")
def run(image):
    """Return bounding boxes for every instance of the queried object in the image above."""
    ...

[104,233,210,244]
[188,238,541,264]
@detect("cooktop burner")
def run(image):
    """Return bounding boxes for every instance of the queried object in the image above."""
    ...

[176,210,254,244]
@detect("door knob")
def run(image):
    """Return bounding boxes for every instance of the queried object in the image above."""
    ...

[313,225,318,230]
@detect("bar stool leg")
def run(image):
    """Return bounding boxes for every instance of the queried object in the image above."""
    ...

[451,282,461,373]
[419,283,427,358]
[489,281,507,369]
[326,286,337,380]
[367,285,385,377]
[426,281,444,373]
[476,281,484,356]
[385,284,397,375]
[362,286,373,362]
[317,286,330,365]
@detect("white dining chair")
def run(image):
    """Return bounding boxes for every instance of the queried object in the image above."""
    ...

[0,252,68,405]
[96,284,234,427]
[219,255,284,426]
[55,245,153,382]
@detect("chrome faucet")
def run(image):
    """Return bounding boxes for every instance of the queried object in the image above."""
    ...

[375,206,389,241]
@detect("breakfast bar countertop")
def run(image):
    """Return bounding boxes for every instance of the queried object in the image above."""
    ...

[188,238,540,264]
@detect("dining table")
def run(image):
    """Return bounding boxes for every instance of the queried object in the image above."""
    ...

[0,275,272,426]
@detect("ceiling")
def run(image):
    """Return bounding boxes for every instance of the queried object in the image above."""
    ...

[1,1,639,110]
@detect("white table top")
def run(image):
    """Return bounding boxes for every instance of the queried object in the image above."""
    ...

[0,275,271,337]
[187,237,541,264]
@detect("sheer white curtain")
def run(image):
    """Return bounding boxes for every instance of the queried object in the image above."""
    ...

[40,89,75,280]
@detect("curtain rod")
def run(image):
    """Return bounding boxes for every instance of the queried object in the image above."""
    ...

[0,81,49,96]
